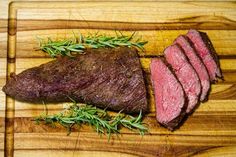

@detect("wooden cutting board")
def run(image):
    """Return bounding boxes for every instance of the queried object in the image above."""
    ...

[1,1,236,157]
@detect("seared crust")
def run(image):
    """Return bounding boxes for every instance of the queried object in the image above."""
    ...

[199,31,223,79]
[186,29,222,82]
[2,47,148,113]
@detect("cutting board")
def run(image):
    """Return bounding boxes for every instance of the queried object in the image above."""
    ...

[1,1,236,157]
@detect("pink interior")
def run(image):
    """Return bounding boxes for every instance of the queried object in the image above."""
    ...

[164,45,201,113]
[175,35,210,101]
[151,59,185,123]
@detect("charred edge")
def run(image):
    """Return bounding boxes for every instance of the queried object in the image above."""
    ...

[183,35,212,100]
[183,35,204,62]
[199,31,223,80]
[162,110,187,131]
[162,46,189,101]
[174,43,194,69]
[161,57,188,103]
[175,42,202,99]
[167,111,189,131]
[155,58,188,131]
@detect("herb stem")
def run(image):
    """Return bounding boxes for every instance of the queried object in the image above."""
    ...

[34,103,148,138]
[38,32,148,58]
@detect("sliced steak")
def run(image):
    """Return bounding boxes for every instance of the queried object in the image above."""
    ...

[186,29,222,82]
[164,44,201,113]
[174,35,210,101]
[151,58,186,130]
[2,47,148,113]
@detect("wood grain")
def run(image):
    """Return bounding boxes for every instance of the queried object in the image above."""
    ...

[0,58,5,157]
[14,2,236,30]
[1,58,235,115]
[11,29,236,58]
[11,133,236,157]
[1,56,236,156]
[7,114,236,135]
[1,1,236,157]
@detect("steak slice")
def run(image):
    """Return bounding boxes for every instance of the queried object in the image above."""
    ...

[174,35,210,101]
[186,29,222,82]
[151,58,186,130]
[164,44,201,113]
[2,47,148,113]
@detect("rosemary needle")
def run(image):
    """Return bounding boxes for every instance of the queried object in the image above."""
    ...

[38,32,148,58]
[34,102,148,138]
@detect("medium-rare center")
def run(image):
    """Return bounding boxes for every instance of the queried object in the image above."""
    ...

[164,44,201,113]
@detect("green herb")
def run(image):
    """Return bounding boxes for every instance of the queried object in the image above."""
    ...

[38,32,148,58]
[34,102,148,139]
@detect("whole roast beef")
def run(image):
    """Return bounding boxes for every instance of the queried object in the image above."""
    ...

[2,47,148,113]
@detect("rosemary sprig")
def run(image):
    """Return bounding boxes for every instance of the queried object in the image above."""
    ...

[38,32,148,58]
[34,102,148,139]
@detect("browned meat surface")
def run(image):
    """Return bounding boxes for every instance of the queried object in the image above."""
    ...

[2,47,148,113]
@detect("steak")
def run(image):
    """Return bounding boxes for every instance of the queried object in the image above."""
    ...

[2,47,148,113]
[186,29,222,82]
[164,44,201,113]
[151,58,186,130]
[174,35,210,101]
